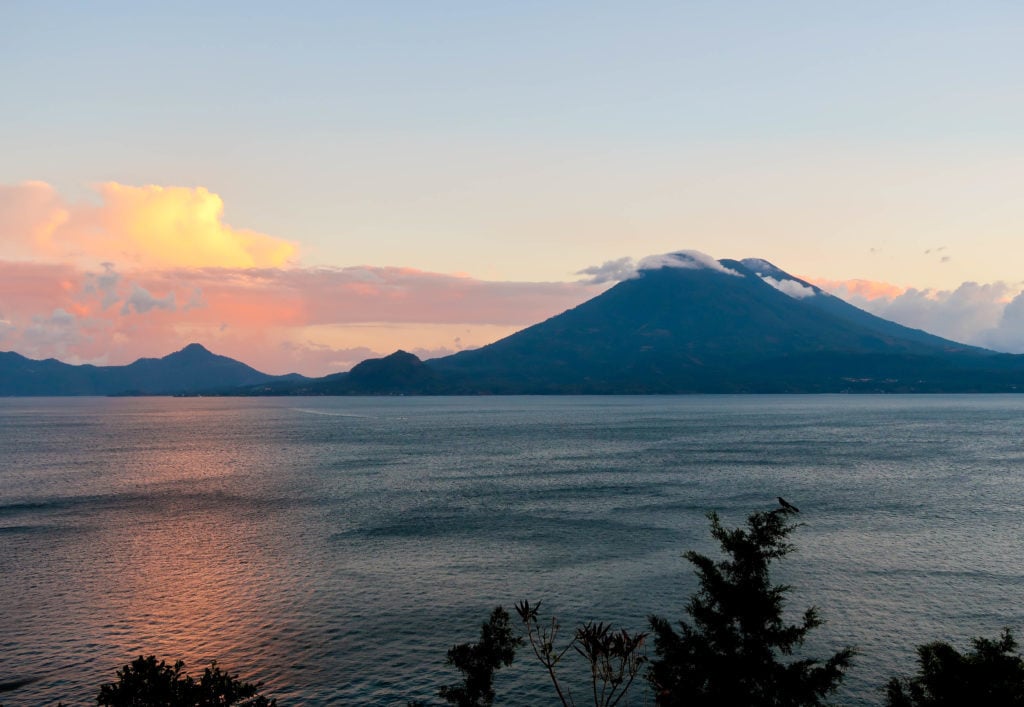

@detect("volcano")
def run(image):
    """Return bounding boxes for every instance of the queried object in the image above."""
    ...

[417,254,1006,393]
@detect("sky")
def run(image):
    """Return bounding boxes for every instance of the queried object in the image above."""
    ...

[1,1,1022,375]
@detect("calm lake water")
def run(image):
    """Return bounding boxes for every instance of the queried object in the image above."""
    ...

[2,395,1024,705]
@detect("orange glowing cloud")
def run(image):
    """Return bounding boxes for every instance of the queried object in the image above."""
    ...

[806,277,907,301]
[0,181,297,269]
[92,184,296,268]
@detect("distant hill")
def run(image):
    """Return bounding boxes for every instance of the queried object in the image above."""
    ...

[0,343,306,396]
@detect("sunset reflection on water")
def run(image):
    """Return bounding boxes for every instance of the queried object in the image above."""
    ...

[0,399,328,704]
[5,396,1024,706]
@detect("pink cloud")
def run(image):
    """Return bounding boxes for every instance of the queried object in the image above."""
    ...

[806,277,907,301]
[815,276,1024,353]
[0,259,603,375]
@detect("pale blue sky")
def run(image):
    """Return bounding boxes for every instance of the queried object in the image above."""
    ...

[2,1,1022,286]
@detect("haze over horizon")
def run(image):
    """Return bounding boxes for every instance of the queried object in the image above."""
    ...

[2,2,1022,376]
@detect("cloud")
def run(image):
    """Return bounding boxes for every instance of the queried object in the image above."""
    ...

[638,250,741,276]
[4,181,618,374]
[741,258,817,299]
[982,292,1024,352]
[741,258,780,275]
[120,284,176,315]
[156,265,602,327]
[0,181,297,268]
[577,257,637,284]
[0,181,69,257]
[815,277,1024,353]
[0,260,84,317]
[578,250,740,283]
[21,308,88,360]
[82,262,122,309]
[808,277,907,301]
[0,258,604,375]
[760,276,816,299]
[93,183,297,268]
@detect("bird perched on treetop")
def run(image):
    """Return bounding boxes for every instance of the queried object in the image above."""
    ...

[777,496,800,513]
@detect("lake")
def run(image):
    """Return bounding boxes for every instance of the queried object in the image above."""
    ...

[2,395,1023,705]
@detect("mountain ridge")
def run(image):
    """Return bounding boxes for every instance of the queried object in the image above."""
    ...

[0,343,306,396]
[4,255,1023,395]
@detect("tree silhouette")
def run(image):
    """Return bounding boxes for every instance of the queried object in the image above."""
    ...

[96,655,276,706]
[886,629,1024,707]
[647,508,854,706]
[515,600,647,707]
[436,606,521,707]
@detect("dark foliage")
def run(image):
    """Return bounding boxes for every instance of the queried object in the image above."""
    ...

[648,508,854,706]
[436,606,521,707]
[96,655,276,706]
[886,629,1024,707]
[573,620,648,707]
[514,600,647,707]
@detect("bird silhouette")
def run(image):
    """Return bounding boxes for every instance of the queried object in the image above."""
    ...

[777,496,800,513]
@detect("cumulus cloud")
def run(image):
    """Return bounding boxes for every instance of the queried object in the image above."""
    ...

[82,262,122,309]
[815,277,1024,353]
[93,183,296,268]
[983,292,1024,352]
[120,284,176,315]
[0,181,69,257]
[0,181,297,268]
[760,276,816,299]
